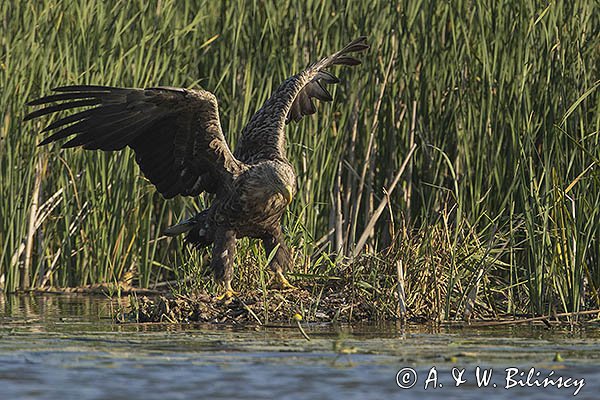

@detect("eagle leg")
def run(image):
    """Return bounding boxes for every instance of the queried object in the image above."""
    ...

[211,228,238,299]
[263,228,296,290]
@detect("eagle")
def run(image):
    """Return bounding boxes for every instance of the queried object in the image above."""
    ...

[25,37,369,298]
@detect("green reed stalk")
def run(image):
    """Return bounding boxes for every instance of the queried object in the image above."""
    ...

[1,0,598,319]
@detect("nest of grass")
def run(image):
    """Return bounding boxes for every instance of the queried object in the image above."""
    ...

[126,226,520,325]
[130,285,379,324]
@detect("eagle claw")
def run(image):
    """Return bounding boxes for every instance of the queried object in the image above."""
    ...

[215,281,239,301]
[215,289,239,301]
[276,271,297,290]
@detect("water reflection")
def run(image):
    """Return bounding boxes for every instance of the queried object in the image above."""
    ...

[2,293,121,321]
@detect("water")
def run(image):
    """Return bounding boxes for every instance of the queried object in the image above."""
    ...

[1,295,598,399]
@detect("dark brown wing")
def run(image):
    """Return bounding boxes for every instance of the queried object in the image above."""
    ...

[25,85,244,198]
[234,37,368,163]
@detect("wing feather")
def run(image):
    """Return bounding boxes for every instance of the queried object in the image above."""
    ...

[234,37,368,163]
[24,98,103,120]
[26,86,244,198]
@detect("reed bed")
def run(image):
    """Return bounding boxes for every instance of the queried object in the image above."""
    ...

[1,0,598,320]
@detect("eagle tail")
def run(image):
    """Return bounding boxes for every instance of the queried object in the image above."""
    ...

[163,216,197,236]
[182,210,214,248]
[164,210,214,248]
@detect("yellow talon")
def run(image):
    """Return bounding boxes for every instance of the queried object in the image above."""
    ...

[215,281,239,301]
[283,184,294,204]
[276,271,297,290]
[215,290,238,301]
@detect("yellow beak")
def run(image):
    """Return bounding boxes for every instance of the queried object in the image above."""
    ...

[283,184,293,204]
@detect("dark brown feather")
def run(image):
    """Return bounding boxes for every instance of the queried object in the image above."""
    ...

[235,36,368,163]
[27,91,109,106]
[24,99,102,121]
[26,86,244,198]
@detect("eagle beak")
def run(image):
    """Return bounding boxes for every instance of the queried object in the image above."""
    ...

[283,184,293,204]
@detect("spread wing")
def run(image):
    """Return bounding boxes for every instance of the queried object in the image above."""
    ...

[234,37,369,163]
[25,86,244,198]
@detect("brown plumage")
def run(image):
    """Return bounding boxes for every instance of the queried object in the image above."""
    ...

[25,37,369,295]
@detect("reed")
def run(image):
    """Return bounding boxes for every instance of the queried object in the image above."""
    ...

[1,0,598,319]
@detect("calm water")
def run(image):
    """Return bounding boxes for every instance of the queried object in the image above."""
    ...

[0,295,598,400]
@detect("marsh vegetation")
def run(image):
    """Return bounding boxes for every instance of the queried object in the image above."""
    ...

[1,1,599,322]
